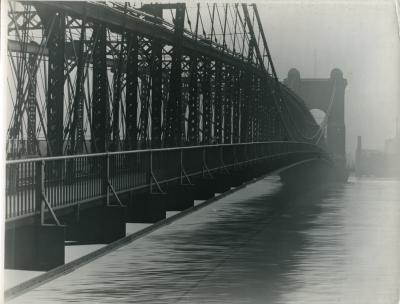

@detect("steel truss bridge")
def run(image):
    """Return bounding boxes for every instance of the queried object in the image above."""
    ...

[4,1,334,274]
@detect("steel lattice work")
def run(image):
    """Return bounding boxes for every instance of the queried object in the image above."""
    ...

[6,1,323,159]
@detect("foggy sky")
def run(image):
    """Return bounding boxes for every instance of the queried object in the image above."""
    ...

[258,0,400,156]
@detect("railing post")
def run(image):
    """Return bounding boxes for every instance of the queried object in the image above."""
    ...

[244,144,248,167]
[233,145,236,168]
[202,146,206,176]
[180,148,183,184]
[101,154,110,206]
[35,160,45,225]
[149,150,153,193]
[219,145,223,170]
[107,154,111,206]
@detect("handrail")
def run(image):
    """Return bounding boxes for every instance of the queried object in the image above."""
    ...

[5,141,328,222]
[6,141,323,164]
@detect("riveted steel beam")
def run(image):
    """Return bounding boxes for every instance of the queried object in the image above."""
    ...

[187,53,199,145]
[44,10,65,156]
[91,23,109,153]
[125,33,138,150]
[27,54,37,155]
[38,2,264,77]
[201,57,212,144]
[165,4,185,147]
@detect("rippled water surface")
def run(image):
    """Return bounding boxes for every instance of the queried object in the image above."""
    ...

[10,176,400,303]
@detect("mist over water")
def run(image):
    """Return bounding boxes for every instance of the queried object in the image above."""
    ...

[258,0,400,154]
[9,176,400,304]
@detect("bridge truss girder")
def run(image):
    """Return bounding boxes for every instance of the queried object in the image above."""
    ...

[6,1,321,159]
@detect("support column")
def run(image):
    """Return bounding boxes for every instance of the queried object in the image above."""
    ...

[223,66,233,144]
[147,7,163,148]
[5,160,65,271]
[150,38,163,148]
[327,69,347,167]
[138,38,151,148]
[188,53,199,145]
[27,54,37,155]
[68,21,86,155]
[165,4,185,147]
[240,72,249,143]
[201,58,212,144]
[5,224,65,271]
[247,72,255,142]
[193,177,216,200]
[91,24,109,153]
[232,69,241,143]
[125,33,138,150]
[65,204,126,244]
[46,11,65,156]
[214,62,223,143]
[125,191,167,223]
[111,34,125,151]
[167,184,195,211]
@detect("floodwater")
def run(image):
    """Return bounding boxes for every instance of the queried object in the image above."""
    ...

[9,175,400,303]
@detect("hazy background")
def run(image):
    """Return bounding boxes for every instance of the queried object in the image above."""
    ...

[258,0,400,159]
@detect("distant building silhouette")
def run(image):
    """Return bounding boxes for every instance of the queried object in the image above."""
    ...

[355,120,400,177]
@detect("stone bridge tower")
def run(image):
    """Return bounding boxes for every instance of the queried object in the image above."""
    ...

[284,68,347,168]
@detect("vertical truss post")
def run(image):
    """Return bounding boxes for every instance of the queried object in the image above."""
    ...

[68,21,86,155]
[150,36,163,148]
[232,69,241,143]
[111,34,125,151]
[266,86,274,140]
[201,57,212,144]
[165,4,185,147]
[240,72,248,143]
[181,56,190,144]
[214,62,223,143]
[138,38,151,149]
[259,83,266,141]
[144,6,163,148]
[247,72,255,142]
[223,66,233,144]
[187,52,199,145]
[125,33,138,150]
[187,4,200,146]
[246,37,255,143]
[46,11,65,156]
[91,23,109,153]
[253,77,260,141]
[27,54,37,155]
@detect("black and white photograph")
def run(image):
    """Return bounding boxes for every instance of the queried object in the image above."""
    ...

[1,0,400,303]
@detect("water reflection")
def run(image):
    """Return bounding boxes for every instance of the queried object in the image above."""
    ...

[10,176,400,304]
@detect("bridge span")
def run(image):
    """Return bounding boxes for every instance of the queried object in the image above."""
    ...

[5,1,346,275]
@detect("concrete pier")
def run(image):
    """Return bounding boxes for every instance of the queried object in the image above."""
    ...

[5,224,65,271]
[193,177,216,200]
[125,192,167,223]
[213,172,232,193]
[167,184,195,211]
[65,205,126,244]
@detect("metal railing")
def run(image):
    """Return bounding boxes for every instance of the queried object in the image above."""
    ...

[5,141,326,222]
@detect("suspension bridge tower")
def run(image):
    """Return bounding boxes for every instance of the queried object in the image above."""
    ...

[284,68,347,171]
